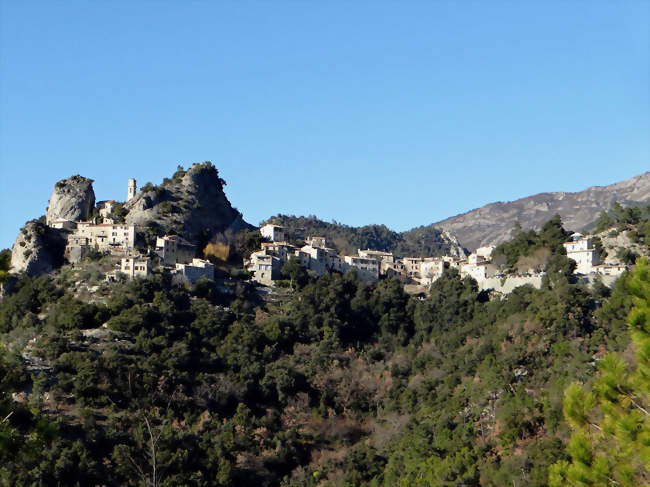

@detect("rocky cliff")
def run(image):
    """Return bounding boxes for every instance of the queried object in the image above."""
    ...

[46,175,95,224]
[432,172,650,251]
[10,221,66,276]
[124,162,251,246]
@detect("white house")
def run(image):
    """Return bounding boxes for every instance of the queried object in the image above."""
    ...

[343,256,379,282]
[246,249,283,285]
[593,263,628,277]
[306,236,327,248]
[467,253,488,265]
[475,246,495,260]
[50,219,78,231]
[260,224,286,243]
[300,244,328,275]
[402,257,424,280]
[460,262,489,281]
[358,249,395,263]
[120,256,151,279]
[97,200,116,218]
[175,258,215,284]
[420,258,447,285]
[261,242,297,260]
[563,233,600,274]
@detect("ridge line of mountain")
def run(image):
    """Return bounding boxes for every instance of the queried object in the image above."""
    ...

[430,171,650,250]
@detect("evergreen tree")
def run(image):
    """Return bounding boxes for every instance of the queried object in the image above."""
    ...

[549,258,650,487]
[0,249,10,284]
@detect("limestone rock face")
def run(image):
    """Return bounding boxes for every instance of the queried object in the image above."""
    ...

[441,231,466,258]
[46,175,95,224]
[10,221,66,276]
[124,162,253,245]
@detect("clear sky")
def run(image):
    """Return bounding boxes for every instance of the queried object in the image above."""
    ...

[1,1,648,249]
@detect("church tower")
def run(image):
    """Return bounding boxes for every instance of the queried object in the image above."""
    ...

[127,178,137,201]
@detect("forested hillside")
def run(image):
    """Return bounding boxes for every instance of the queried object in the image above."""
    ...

[263,215,466,257]
[1,227,647,485]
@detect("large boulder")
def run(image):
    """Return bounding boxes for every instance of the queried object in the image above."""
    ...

[10,221,66,276]
[125,162,253,247]
[46,175,95,225]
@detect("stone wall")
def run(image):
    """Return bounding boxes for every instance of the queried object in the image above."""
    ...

[478,275,544,293]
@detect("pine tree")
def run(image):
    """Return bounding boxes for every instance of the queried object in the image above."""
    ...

[0,249,10,284]
[549,258,650,486]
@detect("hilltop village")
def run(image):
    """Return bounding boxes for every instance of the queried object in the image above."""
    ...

[46,178,216,284]
[41,181,632,293]
[6,165,636,297]
[245,223,629,292]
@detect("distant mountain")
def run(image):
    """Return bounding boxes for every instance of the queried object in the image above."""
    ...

[432,172,650,251]
[263,215,467,258]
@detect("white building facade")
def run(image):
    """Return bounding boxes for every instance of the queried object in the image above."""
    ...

[420,259,447,285]
[120,257,152,279]
[563,234,601,274]
[260,224,286,243]
[175,258,215,284]
[343,256,379,282]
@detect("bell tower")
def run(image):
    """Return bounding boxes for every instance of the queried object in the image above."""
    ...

[127,178,137,201]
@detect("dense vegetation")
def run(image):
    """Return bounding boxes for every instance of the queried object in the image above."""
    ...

[594,202,650,233]
[0,249,10,284]
[550,260,649,486]
[264,215,462,257]
[491,215,571,272]
[595,202,650,249]
[1,226,647,485]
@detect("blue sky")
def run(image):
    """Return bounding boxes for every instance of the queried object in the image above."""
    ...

[1,1,648,249]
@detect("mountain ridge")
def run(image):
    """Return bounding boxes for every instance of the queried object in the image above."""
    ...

[431,171,650,250]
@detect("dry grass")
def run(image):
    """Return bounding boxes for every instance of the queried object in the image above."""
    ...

[203,241,230,263]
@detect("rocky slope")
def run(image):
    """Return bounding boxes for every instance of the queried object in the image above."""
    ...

[10,221,66,276]
[433,172,650,250]
[45,175,95,224]
[124,162,251,246]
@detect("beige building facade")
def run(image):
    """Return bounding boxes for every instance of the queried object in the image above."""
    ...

[175,258,215,284]
[246,249,283,285]
[156,235,196,267]
[72,222,136,249]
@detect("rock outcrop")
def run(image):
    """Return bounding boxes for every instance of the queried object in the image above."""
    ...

[432,172,650,251]
[124,162,252,245]
[10,221,66,276]
[46,175,96,224]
